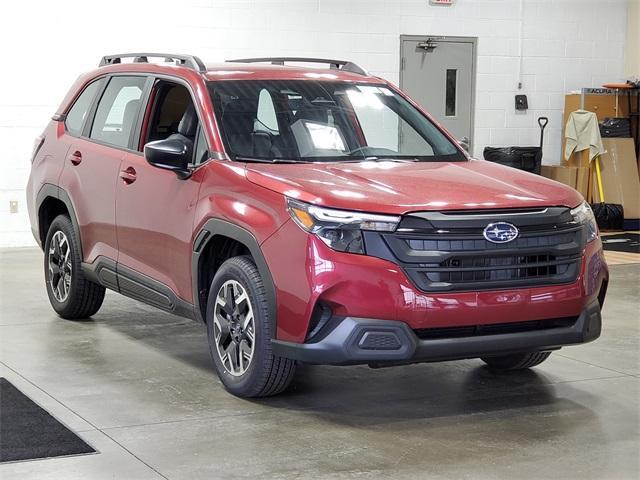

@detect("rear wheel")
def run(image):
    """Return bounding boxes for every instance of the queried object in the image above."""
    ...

[481,351,552,371]
[44,215,105,319]
[206,256,295,397]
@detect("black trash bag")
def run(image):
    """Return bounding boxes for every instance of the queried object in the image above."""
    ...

[599,118,632,138]
[483,146,542,175]
[483,117,548,175]
[591,202,624,230]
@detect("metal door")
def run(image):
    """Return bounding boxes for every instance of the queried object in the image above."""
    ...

[400,35,476,148]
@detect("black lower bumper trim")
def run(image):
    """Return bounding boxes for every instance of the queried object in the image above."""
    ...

[271,300,602,366]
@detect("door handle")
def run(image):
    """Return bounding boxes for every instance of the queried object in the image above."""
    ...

[68,150,82,165]
[119,166,137,185]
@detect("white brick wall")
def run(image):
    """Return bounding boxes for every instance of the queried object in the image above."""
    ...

[0,0,630,246]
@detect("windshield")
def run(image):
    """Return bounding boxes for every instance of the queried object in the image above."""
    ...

[208,80,465,163]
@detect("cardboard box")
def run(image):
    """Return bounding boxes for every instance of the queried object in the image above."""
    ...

[559,148,592,199]
[566,149,591,169]
[591,138,640,219]
[541,165,578,188]
[540,165,593,200]
[576,167,592,201]
[563,93,630,126]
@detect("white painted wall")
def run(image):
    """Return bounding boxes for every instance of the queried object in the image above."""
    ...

[626,0,639,78]
[0,0,630,246]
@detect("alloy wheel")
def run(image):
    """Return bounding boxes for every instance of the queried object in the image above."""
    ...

[213,280,256,376]
[48,230,72,302]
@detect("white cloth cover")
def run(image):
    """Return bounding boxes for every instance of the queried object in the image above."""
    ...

[564,110,606,162]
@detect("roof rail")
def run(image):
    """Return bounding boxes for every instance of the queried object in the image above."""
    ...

[99,53,206,73]
[226,57,368,76]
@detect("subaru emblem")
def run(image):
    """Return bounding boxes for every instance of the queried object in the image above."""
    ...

[483,222,519,243]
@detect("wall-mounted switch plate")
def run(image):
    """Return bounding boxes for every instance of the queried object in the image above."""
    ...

[515,94,528,111]
[9,200,18,214]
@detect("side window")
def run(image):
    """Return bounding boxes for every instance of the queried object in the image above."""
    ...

[144,82,193,145]
[193,128,209,165]
[65,80,101,136]
[142,80,206,163]
[90,76,146,148]
[256,89,278,133]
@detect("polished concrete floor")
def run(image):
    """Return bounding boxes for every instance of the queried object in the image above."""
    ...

[0,247,638,480]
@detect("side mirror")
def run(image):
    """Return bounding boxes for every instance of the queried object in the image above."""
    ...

[458,136,470,153]
[144,137,192,179]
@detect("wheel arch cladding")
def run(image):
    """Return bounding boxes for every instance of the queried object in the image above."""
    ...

[192,219,277,325]
[36,184,82,256]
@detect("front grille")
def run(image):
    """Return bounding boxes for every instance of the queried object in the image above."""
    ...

[429,253,573,284]
[405,230,576,252]
[365,207,586,293]
[413,317,578,340]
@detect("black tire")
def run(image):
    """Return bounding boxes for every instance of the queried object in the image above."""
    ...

[481,351,552,371]
[44,215,105,319]
[206,256,295,398]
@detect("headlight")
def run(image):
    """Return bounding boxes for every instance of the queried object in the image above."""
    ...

[570,201,598,243]
[286,198,400,253]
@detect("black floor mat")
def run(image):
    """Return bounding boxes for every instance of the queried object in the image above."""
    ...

[0,378,95,463]
[601,233,640,254]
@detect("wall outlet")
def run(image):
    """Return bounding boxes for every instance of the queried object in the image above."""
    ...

[9,200,18,214]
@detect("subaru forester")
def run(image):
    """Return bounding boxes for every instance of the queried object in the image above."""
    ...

[27,54,608,397]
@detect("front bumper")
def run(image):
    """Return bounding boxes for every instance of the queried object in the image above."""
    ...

[271,299,602,366]
[262,219,608,343]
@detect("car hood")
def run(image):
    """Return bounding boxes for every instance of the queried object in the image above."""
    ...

[245,159,583,215]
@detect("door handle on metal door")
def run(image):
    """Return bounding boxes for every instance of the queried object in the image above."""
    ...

[68,150,82,165]
[119,166,137,185]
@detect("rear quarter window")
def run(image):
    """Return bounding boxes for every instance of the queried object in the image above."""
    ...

[65,80,102,136]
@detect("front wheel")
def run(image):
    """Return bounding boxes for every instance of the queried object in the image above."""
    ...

[206,256,295,397]
[481,351,552,371]
[44,215,105,319]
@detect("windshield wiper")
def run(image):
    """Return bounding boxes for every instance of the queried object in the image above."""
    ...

[234,156,310,164]
[360,157,418,163]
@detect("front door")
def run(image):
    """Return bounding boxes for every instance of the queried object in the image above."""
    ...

[400,35,476,148]
[115,79,206,304]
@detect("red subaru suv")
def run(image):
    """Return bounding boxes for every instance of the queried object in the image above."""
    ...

[27,53,608,397]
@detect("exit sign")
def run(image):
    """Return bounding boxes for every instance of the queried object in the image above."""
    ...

[430,0,455,5]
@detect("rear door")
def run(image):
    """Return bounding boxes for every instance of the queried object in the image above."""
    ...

[59,75,146,263]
